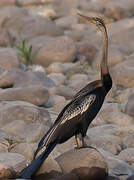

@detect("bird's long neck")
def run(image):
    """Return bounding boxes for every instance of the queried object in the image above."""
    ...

[100,25,112,92]
[100,25,108,78]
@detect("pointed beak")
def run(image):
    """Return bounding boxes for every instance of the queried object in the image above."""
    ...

[77,13,95,24]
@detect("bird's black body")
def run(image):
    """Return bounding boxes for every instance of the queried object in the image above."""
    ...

[19,15,112,179]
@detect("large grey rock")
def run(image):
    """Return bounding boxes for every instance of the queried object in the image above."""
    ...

[0,152,26,172]
[55,86,76,100]
[105,156,134,176]
[116,87,134,103]
[117,148,134,165]
[87,134,122,155]
[105,0,134,19]
[34,36,77,67]
[111,59,134,88]
[56,148,108,180]
[0,6,63,45]
[0,86,49,106]
[12,143,37,160]
[47,62,77,74]
[123,134,134,149]
[0,67,55,89]
[0,47,19,68]
[0,101,50,128]
[125,94,134,118]
[48,73,66,86]
[9,122,49,143]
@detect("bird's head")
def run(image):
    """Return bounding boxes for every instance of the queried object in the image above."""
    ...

[78,13,105,30]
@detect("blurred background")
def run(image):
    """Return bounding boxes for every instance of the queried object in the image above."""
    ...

[0,0,134,179]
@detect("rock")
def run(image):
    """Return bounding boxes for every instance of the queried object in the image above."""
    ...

[123,134,134,148]
[105,156,134,176]
[0,86,49,106]
[0,48,19,68]
[106,174,120,180]
[76,42,98,64]
[52,173,79,180]
[0,163,16,179]
[87,124,120,137]
[125,94,134,118]
[108,18,134,37]
[47,62,77,74]
[2,120,26,134]
[34,36,77,67]
[90,117,105,127]
[36,156,62,175]
[52,95,67,113]
[0,6,63,43]
[0,152,26,172]
[103,111,134,127]
[0,67,53,89]
[126,174,134,180]
[115,87,134,103]
[98,103,120,122]
[45,95,66,111]
[117,148,134,165]
[87,134,122,155]
[11,143,37,160]
[33,171,61,180]
[111,58,134,88]
[0,101,50,128]
[48,73,66,86]
[69,73,88,82]
[55,86,76,100]
[0,0,15,7]
[67,79,88,92]
[105,0,134,20]
[13,122,49,143]
[93,45,124,70]
[56,148,108,180]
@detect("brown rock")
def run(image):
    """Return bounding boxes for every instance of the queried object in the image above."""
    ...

[76,42,98,64]
[0,101,50,128]
[56,148,108,180]
[36,156,62,175]
[0,86,49,106]
[111,59,134,88]
[125,94,134,118]
[0,48,19,68]
[13,122,49,143]
[0,152,26,172]
[52,172,79,180]
[87,134,122,155]
[0,163,16,179]
[11,143,37,160]
[123,134,134,148]
[117,148,134,165]
[34,36,77,67]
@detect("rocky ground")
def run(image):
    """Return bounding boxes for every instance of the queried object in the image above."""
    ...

[0,0,134,180]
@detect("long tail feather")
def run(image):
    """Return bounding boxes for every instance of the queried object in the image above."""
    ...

[19,142,57,179]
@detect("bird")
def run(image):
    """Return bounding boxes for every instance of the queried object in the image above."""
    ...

[19,13,112,179]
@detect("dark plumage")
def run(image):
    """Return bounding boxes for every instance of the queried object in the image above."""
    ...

[19,14,112,179]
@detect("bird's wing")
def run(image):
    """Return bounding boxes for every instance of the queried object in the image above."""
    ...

[72,80,102,100]
[34,94,96,158]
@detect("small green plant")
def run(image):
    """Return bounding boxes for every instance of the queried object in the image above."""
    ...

[16,39,32,66]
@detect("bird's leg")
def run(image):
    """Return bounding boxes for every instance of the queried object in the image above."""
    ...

[75,134,81,149]
[81,136,87,148]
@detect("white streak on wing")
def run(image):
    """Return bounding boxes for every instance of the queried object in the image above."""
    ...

[61,94,96,125]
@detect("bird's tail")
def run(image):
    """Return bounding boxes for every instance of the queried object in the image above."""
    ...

[19,142,57,179]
